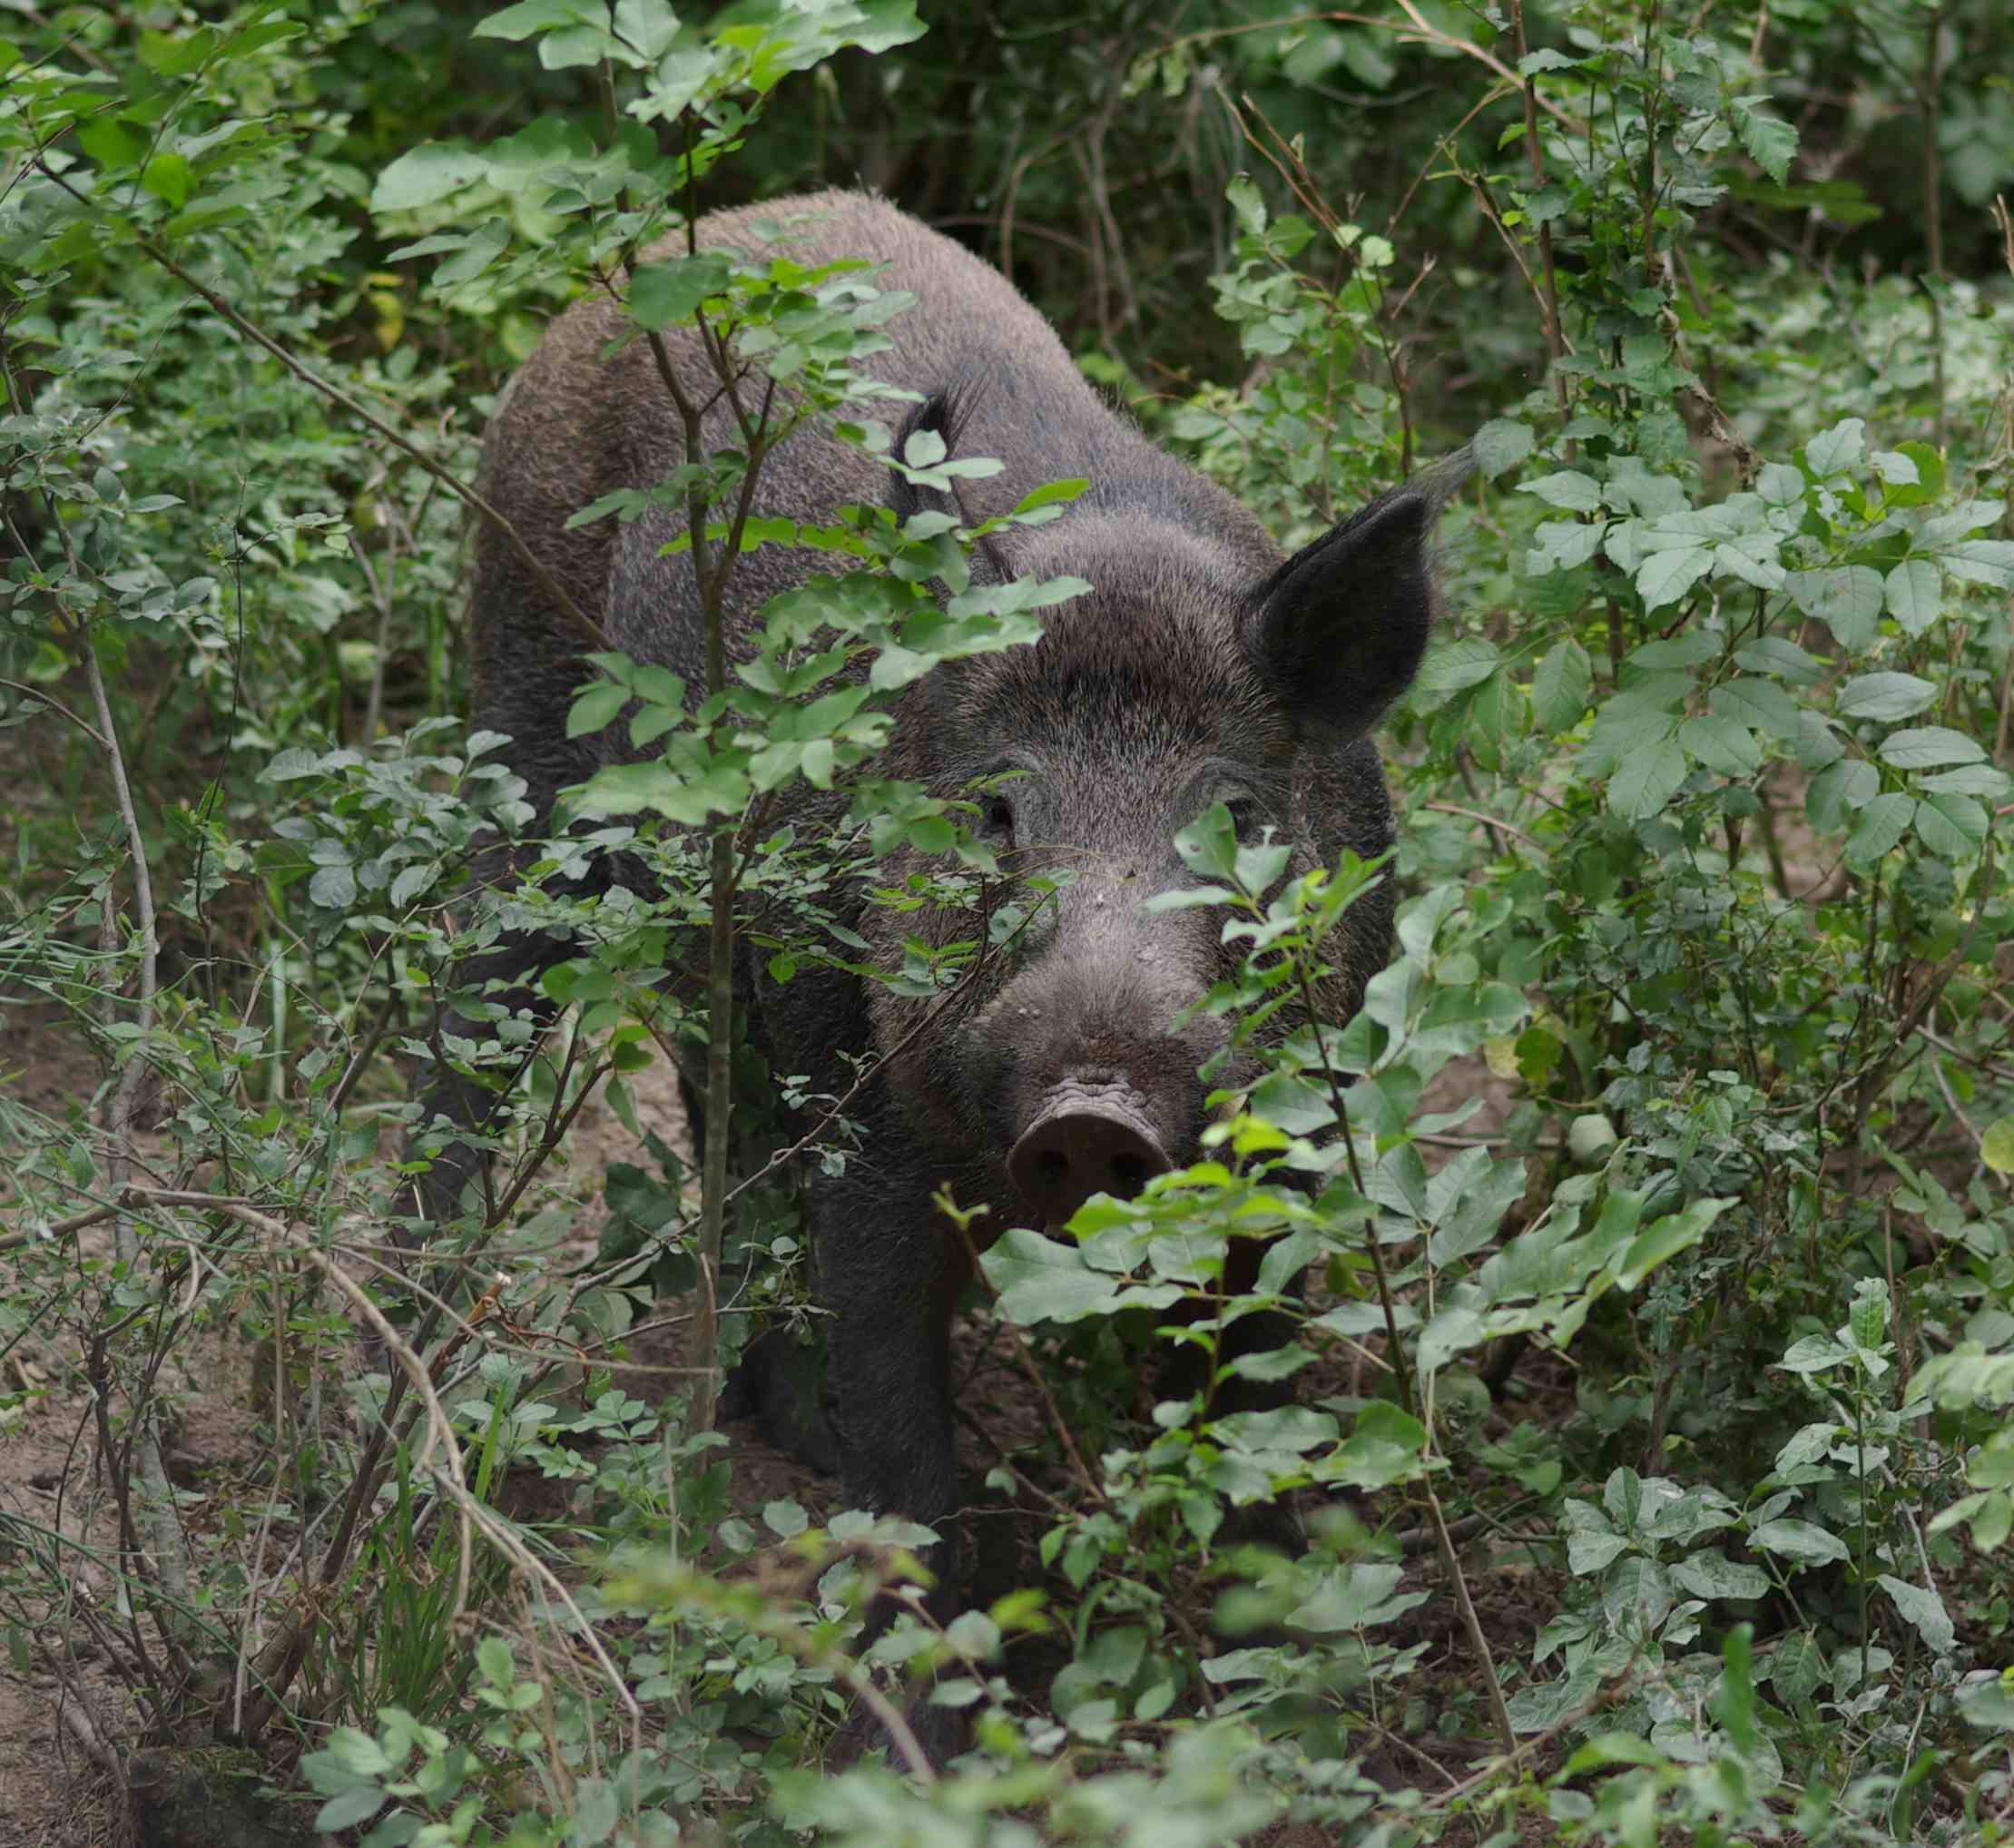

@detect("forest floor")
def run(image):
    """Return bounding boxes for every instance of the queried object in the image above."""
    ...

[0,702,1548,1848]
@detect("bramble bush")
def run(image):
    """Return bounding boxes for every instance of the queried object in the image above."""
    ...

[2,2,2011,1845]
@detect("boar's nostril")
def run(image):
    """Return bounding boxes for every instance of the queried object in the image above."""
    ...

[1008,1084,1171,1229]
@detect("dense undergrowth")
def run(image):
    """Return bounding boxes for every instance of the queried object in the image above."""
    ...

[2,2,2012,1844]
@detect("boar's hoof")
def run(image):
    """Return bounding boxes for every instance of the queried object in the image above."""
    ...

[1008,1081,1172,1229]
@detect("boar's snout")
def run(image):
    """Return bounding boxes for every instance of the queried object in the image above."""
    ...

[1008,1079,1173,1229]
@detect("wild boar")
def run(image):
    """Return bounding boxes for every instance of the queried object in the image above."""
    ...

[418,189,1464,1758]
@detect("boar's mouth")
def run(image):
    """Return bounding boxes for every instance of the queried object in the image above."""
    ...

[1007,1078,1173,1230]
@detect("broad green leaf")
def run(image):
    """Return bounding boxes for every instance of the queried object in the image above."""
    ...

[1012,477,1088,514]
[309,864,356,909]
[1606,739,1687,821]
[1671,1549,1771,1601]
[1844,792,1915,867]
[1837,672,1935,721]
[1880,726,1983,771]
[1472,418,1533,478]
[77,116,148,171]
[142,153,192,208]
[1806,757,1877,830]
[1980,1118,2014,1175]
[476,0,604,40]
[1771,1631,1827,1706]
[1709,676,1800,738]
[1417,1304,1485,1375]
[1940,539,2014,588]
[1734,635,1822,683]
[1884,558,1941,634]
[1677,713,1761,777]
[372,143,488,211]
[630,253,734,329]
[1518,470,1602,513]
[1731,96,1797,184]
[1526,519,1608,574]
[985,1228,1123,1324]
[1876,1574,1955,1655]
[1225,173,1267,236]
[1755,462,1804,507]
[567,681,629,738]
[1919,763,2010,797]
[1749,1519,1850,1565]
[1634,545,1714,612]
[1531,638,1593,732]
[1913,794,1985,859]
[1786,566,1883,648]
[1411,637,1500,701]
[1804,418,1865,477]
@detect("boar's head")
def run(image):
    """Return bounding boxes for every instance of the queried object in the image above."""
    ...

[868,482,1443,1237]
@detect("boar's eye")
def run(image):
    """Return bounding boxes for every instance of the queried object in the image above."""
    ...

[980,792,1017,846]
[1222,792,1260,836]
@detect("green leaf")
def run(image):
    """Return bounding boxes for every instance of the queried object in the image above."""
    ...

[630,253,734,329]
[1806,757,1877,831]
[1225,173,1267,236]
[1531,638,1593,732]
[77,116,148,171]
[309,864,356,909]
[142,153,192,208]
[1749,1519,1851,1565]
[1174,804,1239,882]
[1938,538,2014,586]
[1876,1574,1955,1656]
[1844,792,1915,867]
[1837,672,1935,721]
[1880,726,1983,771]
[1755,462,1804,507]
[982,1227,1180,1325]
[1472,418,1533,478]
[476,0,603,39]
[1411,637,1500,701]
[1526,519,1608,574]
[1913,793,1985,859]
[1980,1118,2014,1175]
[1804,418,1865,477]
[313,1788,388,1832]
[764,1498,809,1538]
[1709,676,1800,739]
[1635,545,1713,612]
[567,680,629,738]
[1606,739,1687,821]
[1677,713,1761,777]
[1733,635,1821,683]
[1884,558,1941,634]
[1671,1550,1772,1601]
[372,143,488,211]
[1887,440,1946,506]
[1012,477,1088,514]
[1732,96,1798,184]
[1518,469,1602,513]
[1786,565,1884,649]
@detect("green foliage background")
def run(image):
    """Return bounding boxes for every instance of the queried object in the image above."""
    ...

[2,1,2013,1844]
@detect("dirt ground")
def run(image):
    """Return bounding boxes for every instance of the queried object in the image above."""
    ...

[0,965,1540,1844]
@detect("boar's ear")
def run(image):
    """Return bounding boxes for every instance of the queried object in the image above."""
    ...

[1243,487,1437,743]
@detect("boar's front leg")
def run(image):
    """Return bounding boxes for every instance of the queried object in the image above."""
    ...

[811,1128,974,1768]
